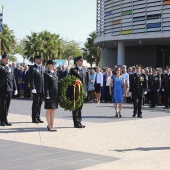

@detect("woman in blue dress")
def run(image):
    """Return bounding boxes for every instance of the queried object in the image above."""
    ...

[88,69,95,101]
[110,67,126,117]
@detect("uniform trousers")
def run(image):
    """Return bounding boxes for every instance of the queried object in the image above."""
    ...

[72,105,83,126]
[164,90,170,108]
[150,91,159,107]
[133,94,143,116]
[32,93,43,120]
[0,91,13,122]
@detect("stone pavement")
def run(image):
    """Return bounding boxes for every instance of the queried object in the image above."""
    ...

[0,99,170,170]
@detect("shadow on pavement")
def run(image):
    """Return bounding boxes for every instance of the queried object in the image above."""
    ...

[0,127,47,133]
[112,147,170,152]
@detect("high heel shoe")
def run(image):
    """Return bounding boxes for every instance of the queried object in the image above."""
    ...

[47,126,54,132]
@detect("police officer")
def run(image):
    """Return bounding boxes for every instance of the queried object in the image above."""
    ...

[44,60,58,131]
[162,66,170,109]
[29,55,45,123]
[148,68,161,108]
[0,54,18,126]
[130,65,147,118]
[69,56,88,128]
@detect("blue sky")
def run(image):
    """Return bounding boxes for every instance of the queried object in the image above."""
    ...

[1,0,96,62]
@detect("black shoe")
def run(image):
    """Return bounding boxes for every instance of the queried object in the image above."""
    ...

[4,122,12,126]
[37,119,44,123]
[163,107,169,109]
[132,114,136,117]
[74,124,85,128]
[32,119,39,123]
[0,122,6,126]
[149,106,155,108]
[137,115,143,118]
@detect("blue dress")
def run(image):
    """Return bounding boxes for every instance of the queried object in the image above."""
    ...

[111,75,124,103]
[88,74,95,91]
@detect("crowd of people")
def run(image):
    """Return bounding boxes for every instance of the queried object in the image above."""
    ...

[0,53,170,131]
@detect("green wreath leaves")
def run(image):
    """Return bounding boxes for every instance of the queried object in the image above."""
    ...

[58,75,86,111]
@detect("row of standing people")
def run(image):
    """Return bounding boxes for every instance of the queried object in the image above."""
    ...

[0,54,88,131]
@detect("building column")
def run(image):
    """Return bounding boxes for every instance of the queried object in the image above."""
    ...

[117,41,125,65]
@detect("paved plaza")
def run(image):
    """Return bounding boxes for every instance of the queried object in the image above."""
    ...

[0,99,170,170]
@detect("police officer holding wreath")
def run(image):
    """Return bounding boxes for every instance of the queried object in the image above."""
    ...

[69,56,88,128]
[130,65,147,118]
[0,54,18,126]
[29,55,45,123]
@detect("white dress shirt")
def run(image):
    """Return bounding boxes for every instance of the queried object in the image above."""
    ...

[94,72,103,86]
[122,73,129,86]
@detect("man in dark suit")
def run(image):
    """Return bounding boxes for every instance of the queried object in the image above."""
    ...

[23,65,31,98]
[69,56,88,128]
[0,54,18,126]
[148,68,161,108]
[29,56,45,123]
[130,65,147,118]
[58,66,68,79]
[162,66,170,109]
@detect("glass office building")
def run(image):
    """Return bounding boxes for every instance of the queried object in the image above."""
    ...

[95,0,170,68]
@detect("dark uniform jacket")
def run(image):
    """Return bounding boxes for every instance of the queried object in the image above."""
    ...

[0,63,17,92]
[162,73,170,91]
[148,74,161,91]
[29,64,45,93]
[44,70,58,99]
[130,73,147,95]
[69,66,88,93]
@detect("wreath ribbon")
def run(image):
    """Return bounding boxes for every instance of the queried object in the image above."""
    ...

[73,80,81,109]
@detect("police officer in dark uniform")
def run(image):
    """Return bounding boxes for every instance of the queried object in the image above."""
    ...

[69,56,88,128]
[44,60,58,131]
[0,54,18,126]
[29,55,45,123]
[148,68,161,108]
[162,66,170,109]
[130,65,147,118]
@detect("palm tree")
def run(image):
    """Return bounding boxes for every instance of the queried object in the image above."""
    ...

[23,31,63,64]
[83,31,100,66]
[1,24,17,61]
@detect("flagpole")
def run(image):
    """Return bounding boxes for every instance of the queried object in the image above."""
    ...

[0,5,3,57]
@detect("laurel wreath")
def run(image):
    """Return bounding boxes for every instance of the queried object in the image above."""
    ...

[58,75,86,111]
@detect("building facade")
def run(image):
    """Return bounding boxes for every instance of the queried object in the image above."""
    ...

[95,0,170,68]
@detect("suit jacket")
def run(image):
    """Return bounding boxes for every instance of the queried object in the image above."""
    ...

[130,73,147,95]
[44,70,58,98]
[28,64,45,93]
[148,74,161,91]
[58,70,68,79]
[0,63,17,92]
[162,73,170,91]
[69,66,88,93]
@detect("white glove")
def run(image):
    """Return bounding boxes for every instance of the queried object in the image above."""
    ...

[129,92,132,96]
[143,91,147,95]
[157,89,159,92]
[46,97,50,99]
[14,90,18,95]
[148,89,150,92]
[162,89,164,92]
[31,89,37,94]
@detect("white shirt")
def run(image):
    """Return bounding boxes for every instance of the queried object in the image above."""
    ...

[122,73,129,86]
[94,72,103,86]
[106,76,111,86]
